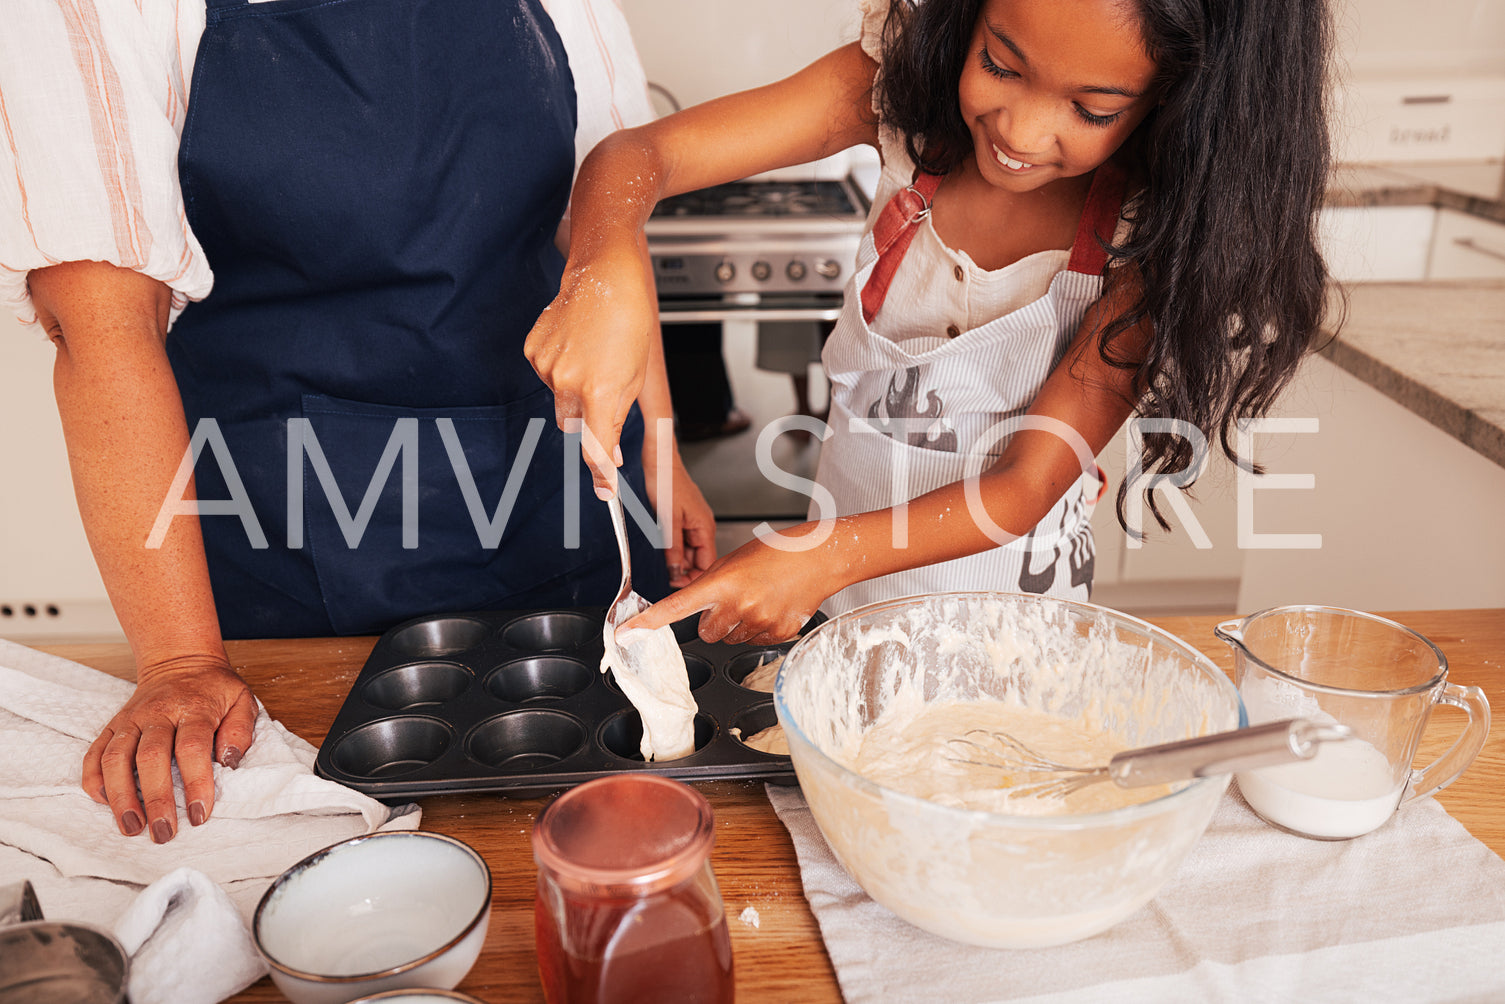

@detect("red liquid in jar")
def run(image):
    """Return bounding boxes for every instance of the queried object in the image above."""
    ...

[535,887,734,1003]
[533,775,734,1003]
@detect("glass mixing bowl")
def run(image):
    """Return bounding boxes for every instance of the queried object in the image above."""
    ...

[774,591,1244,949]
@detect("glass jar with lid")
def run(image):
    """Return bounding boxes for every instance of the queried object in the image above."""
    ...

[532,773,735,1003]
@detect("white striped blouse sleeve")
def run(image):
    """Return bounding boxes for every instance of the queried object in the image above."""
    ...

[0,0,650,329]
[540,0,656,174]
[0,0,212,328]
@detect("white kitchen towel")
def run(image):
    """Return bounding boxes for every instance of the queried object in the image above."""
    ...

[113,867,267,1004]
[0,638,420,1001]
[767,784,1505,1003]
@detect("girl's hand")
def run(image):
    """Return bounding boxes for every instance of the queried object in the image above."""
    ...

[623,523,841,645]
[642,442,718,588]
[524,245,659,497]
[83,657,257,843]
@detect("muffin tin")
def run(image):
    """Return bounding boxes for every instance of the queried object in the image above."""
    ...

[313,607,813,800]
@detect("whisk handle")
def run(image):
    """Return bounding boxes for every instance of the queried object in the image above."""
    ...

[1108,718,1350,789]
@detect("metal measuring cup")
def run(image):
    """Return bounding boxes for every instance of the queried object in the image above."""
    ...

[0,881,131,1004]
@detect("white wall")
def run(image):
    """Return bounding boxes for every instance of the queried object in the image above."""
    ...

[621,0,1505,98]
[621,0,861,109]
[0,313,122,641]
[1337,0,1505,78]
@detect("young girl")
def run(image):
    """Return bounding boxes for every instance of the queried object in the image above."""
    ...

[526,0,1335,644]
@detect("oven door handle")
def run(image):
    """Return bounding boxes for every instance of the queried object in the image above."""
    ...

[658,306,843,323]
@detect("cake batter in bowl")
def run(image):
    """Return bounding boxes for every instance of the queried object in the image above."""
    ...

[774,591,1243,949]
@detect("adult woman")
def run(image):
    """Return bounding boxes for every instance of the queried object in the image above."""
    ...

[3,0,713,842]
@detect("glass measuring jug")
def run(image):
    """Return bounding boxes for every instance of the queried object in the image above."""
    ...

[1216,605,1490,840]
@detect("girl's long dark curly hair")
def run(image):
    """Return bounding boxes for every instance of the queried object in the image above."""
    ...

[874,0,1339,532]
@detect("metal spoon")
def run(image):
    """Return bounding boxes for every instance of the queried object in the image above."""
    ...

[603,493,649,637]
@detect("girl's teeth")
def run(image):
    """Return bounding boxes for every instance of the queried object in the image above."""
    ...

[992,145,1031,171]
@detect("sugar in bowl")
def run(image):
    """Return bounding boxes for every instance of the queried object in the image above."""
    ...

[532,774,734,1003]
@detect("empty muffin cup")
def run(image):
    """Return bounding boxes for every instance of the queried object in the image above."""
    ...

[363,662,473,710]
[501,611,599,651]
[388,617,492,658]
[484,657,595,703]
[466,711,588,771]
[330,717,452,778]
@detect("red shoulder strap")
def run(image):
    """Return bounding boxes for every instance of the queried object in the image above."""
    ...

[860,162,1125,324]
[860,170,944,325]
[1066,160,1128,275]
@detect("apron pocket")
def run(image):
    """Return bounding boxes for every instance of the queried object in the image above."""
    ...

[297,391,615,635]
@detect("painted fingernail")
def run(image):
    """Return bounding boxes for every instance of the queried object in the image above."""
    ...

[595,485,613,501]
[221,745,242,769]
[150,819,173,844]
[188,801,207,827]
[121,810,144,836]
[613,445,623,465]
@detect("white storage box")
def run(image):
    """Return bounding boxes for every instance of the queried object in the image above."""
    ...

[1332,76,1505,164]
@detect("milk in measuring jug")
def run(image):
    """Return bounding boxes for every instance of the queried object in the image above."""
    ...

[1236,736,1404,839]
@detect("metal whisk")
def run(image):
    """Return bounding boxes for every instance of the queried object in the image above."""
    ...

[945,718,1352,799]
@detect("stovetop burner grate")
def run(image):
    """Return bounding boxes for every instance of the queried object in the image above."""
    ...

[646,175,869,300]
[653,179,863,219]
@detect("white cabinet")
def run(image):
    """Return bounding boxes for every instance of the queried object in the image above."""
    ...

[1237,354,1505,612]
[0,315,121,642]
[1089,425,1244,616]
[1091,348,1505,616]
[1318,204,1505,282]
[1318,205,1437,282]
[1428,208,1505,279]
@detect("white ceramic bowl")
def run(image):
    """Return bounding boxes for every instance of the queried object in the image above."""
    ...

[253,831,491,1004]
[347,991,489,1003]
[775,591,1244,949]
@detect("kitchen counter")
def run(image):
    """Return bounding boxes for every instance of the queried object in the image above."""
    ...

[1314,161,1505,470]
[38,607,1505,1003]
[1319,280,1505,469]
[1328,162,1505,221]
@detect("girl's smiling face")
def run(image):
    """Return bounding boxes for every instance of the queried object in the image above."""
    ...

[959,0,1159,191]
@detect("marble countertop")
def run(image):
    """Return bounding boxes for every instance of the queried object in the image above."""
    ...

[1317,161,1505,470]
[1320,280,1505,468]
[1327,161,1505,222]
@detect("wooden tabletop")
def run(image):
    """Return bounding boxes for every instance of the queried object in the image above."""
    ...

[39,608,1505,1003]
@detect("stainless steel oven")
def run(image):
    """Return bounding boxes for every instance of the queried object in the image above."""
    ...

[646,174,868,323]
[645,172,868,541]
[623,0,870,538]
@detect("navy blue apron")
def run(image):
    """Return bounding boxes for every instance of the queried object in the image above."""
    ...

[171,0,667,638]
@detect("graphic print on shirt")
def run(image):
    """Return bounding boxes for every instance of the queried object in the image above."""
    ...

[1017,495,1095,594]
[864,366,959,452]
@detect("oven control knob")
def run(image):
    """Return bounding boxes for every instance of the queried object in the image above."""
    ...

[714,261,736,283]
[815,258,841,279]
[785,260,807,281]
[751,261,773,281]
